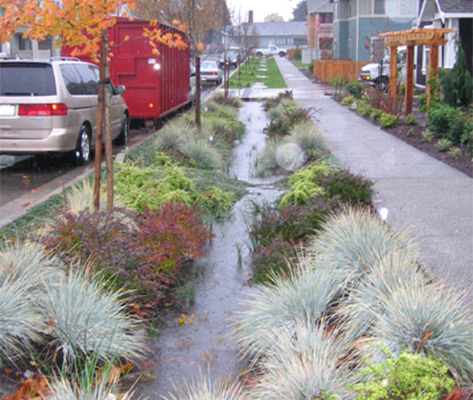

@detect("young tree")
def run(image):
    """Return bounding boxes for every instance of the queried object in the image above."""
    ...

[135,0,230,128]
[0,0,186,211]
[292,0,307,21]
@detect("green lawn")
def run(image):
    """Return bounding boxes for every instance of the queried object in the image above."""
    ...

[228,56,287,89]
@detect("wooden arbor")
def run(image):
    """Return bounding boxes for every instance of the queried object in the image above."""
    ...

[379,28,454,116]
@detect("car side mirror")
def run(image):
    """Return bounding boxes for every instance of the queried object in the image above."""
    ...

[115,85,126,95]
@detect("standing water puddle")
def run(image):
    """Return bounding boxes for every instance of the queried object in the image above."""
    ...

[136,101,282,398]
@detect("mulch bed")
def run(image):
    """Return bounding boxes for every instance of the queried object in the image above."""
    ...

[360,112,473,178]
[295,65,472,178]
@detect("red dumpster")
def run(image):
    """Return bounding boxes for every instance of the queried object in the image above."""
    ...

[62,17,191,121]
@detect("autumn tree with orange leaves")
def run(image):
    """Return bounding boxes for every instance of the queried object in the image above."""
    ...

[135,0,230,128]
[0,0,187,211]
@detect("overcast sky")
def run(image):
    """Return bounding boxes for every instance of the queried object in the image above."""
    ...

[226,0,297,22]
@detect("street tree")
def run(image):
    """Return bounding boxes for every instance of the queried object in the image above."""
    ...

[264,13,284,22]
[0,0,186,211]
[135,0,230,128]
[292,0,307,21]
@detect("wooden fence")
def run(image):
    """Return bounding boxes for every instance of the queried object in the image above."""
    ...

[313,59,369,83]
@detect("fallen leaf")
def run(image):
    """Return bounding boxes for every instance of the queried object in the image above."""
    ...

[420,331,431,346]
[22,201,32,207]
[22,178,31,185]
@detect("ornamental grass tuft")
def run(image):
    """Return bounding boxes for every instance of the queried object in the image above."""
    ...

[163,372,246,400]
[248,321,359,400]
[233,254,347,364]
[41,269,146,363]
[0,241,62,362]
[308,207,417,281]
[366,279,473,385]
[338,250,426,340]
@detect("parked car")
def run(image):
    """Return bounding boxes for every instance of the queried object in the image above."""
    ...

[219,50,239,68]
[200,60,223,85]
[0,58,129,165]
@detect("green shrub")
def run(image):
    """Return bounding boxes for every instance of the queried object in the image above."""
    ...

[351,349,455,400]
[428,103,462,134]
[439,38,473,107]
[357,103,373,117]
[341,95,356,106]
[278,162,332,208]
[379,113,398,128]
[436,138,453,152]
[404,113,417,125]
[318,169,374,208]
[115,163,197,212]
[448,147,463,160]
[370,108,383,121]
[449,116,473,145]
[421,128,434,143]
[407,128,416,137]
[418,93,429,112]
[345,81,363,99]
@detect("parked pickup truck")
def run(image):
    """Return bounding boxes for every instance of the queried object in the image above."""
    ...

[254,45,287,58]
[359,46,407,92]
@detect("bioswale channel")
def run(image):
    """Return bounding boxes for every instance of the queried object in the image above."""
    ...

[136,101,284,398]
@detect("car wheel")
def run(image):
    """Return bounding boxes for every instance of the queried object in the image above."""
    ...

[256,52,263,57]
[74,125,91,166]
[279,52,286,57]
[376,77,389,92]
[115,113,128,146]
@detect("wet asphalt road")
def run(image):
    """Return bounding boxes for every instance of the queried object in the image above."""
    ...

[0,80,223,210]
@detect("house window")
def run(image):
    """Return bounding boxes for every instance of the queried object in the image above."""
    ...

[359,0,372,15]
[350,0,357,17]
[276,38,286,46]
[374,0,385,14]
[38,36,53,51]
[17,34,32,51]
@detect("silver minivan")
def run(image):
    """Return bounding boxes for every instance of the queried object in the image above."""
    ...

[0,58,129,165]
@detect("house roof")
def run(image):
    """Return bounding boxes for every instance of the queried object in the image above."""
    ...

[243,21,307,37]
[307,0,333,14]
[437,0,473,13]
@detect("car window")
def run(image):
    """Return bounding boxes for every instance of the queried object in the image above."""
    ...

[60,63,99,95]
[201,61,217,69]
[76,64,99,95]
[0,62,56,96]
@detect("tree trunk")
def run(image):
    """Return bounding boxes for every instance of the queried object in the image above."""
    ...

[102,35,114,211]
[195,55,201,129]
[93,31,107,211]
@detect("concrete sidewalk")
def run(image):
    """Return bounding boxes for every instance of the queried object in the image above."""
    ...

[268,57,473,300]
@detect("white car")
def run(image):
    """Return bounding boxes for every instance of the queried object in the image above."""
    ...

[200,60,223,85]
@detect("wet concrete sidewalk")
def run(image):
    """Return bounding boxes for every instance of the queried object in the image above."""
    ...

[269,57,472,301]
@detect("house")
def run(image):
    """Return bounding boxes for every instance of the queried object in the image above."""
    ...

[331,0,417,61]
[231,19,308,51]
[415,0,473,84]
[306,0,334,59]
